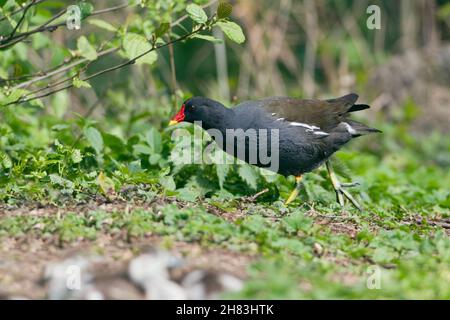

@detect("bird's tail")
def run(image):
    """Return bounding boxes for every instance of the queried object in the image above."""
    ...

[347,104,370,113]
[345,120,382,137]
[323,120,381,155]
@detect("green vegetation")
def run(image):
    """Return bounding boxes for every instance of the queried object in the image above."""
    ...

[1,115,450,298]
[1,0,450,299]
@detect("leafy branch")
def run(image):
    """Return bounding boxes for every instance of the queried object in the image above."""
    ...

[11,47,118,90]
[1,1,245,107]
[1,0,38,43]
[4,24,209,106]
[0,0,47,23]
[0,2,129,50]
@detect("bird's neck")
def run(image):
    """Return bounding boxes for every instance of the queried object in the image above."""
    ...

[201,104,235,132]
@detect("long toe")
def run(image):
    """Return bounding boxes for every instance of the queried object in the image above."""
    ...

[339,187,363,211]
[340,182,360,188]
[326,161,362,211]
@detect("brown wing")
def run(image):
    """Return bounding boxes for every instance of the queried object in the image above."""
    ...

[261,93,359,132]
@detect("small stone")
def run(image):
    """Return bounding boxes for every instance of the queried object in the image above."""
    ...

[128,250,178,284]
[182,270,243,299]
[313,243,323,256]
[144,277,186,300]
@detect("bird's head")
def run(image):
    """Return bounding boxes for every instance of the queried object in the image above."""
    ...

[168,97,226,126]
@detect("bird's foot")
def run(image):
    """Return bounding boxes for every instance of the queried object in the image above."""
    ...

[326,161,362,211]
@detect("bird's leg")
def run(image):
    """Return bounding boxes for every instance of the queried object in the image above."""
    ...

[325,161,362,211]
[285,175,303,205]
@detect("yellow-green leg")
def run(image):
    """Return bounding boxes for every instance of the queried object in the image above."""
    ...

[325,161,362,211]
[285,175,303,205]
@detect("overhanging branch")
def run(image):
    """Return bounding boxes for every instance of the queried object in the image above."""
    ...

[0,2,129,50]
[3,25,208,106]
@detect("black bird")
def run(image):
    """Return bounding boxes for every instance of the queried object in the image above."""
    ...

[169,94,380,209]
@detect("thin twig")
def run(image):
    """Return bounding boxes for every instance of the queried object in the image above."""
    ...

[90,2,129,16]
[19,36,116,96]
[0,9,65,49]
[0,35,28,49]
[1,56,78,85]
[21,69,83,98]
[248,188,270,202]
[1,35,115,85]
[0,2,129,49]
[3,21,63,45]
[3,2,215,105]
[39,8,65,28]
[0,0,47,23]
[2,0,37,43]
[4,26,207,106]
[12,47,118,90]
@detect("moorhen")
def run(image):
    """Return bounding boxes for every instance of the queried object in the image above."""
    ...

[169,94,380,209]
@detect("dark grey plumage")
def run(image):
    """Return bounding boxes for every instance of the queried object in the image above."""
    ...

[177,94,380,176]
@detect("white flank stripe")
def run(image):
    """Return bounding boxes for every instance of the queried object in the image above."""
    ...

[313,131,329,136]
[276,118,285,121]
[289,122,320,130]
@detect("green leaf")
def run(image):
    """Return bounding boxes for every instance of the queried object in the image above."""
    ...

[146,127,162,153]
[238,165,258,189]
[283,213,313,233]
[155,22,170,38]
[133,144,153,155]
[103,133,125,151]
[191,34,223,44]
[186,3,208,24]
[29,98,44,108]
[0,151,12,169]
[176,187,202,202]
[160,176,176,191]
[73,77,91,88]
[88,19,117,32]
[123,33,157,65]
[216,21,245,44]
[49,174,74,189]
[217,2,233,19]
[77,36,97,61]
[71,149,83,164]
[0,0,7,8]
[97,171,114,194]
[84,127,104,154]
[78,1,94,19]
[149,154,161,165]
[216,164,230,188]
[0,89,28,105]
